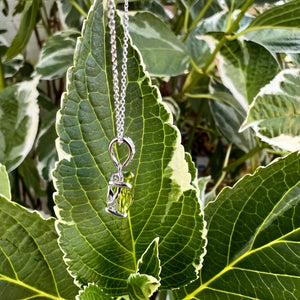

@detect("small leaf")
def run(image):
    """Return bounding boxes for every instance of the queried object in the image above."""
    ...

[0,196,79,299]
[137,238,161,280]
[35,30,80,80]
[127,273,160,300]
[0,77,40,172]
[242,0,300,53]
[197,176,210,206]
[0,163,10,200]
[77,284,113,300]
[241,69,300,152]
[129,12,190,76]
[6,0,41,60]
[174,152,300,299]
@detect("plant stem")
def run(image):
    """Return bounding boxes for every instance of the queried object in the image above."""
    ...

[202,35,227,73]
[183,7,190,35]
[184,0,214,39]
[227,0,255,35]
[189,59,203,74]
[210,143,232,195]
[180,69,202,96]
[70,0,88,18]
[0,58,5,90]
[223,144,262,172]
[184,0,255,91]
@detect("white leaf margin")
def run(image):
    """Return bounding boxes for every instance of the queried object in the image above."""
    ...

[241,69,300,152]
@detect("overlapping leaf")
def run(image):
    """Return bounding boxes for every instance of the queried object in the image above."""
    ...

[241,0,300,53]
[35,31,80,80]
[0,177,78,299]
[205,36,280,110]
[0,77,39,172]
[53,0,205,296]
[241,69,300,152]
[174,152,300,299]
[128,12,190,76]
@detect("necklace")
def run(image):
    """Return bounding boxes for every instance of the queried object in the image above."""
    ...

[106,0,135,218]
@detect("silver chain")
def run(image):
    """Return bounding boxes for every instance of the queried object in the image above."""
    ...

[108,0,129,145]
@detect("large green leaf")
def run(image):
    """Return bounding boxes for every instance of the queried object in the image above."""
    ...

[206,36,279,110]
[241,0,300,53]
[241,69,300,152]
[128,12,190,76]
[0,196,78,299]
[0,163,10,200]
[5,0,41,60]
[35,30,80,80]
[0,77,40,172]
[173,152,300,299]
[53,0,205,297]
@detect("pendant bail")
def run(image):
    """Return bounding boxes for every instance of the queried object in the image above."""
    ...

[108,136,135,169]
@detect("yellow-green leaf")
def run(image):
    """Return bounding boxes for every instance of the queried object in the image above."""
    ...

[174,152,300,299]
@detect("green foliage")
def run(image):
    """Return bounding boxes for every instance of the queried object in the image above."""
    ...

[174,151,300,299]
[0,195,78,299]
[0,0,299,299]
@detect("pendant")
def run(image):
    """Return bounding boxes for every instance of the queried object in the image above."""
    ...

[106,171,134,218]
[106,137,135,218]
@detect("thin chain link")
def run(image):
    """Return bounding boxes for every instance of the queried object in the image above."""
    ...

[108,0,129,144]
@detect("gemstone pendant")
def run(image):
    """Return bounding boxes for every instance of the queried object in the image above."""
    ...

[106,171,134,218]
